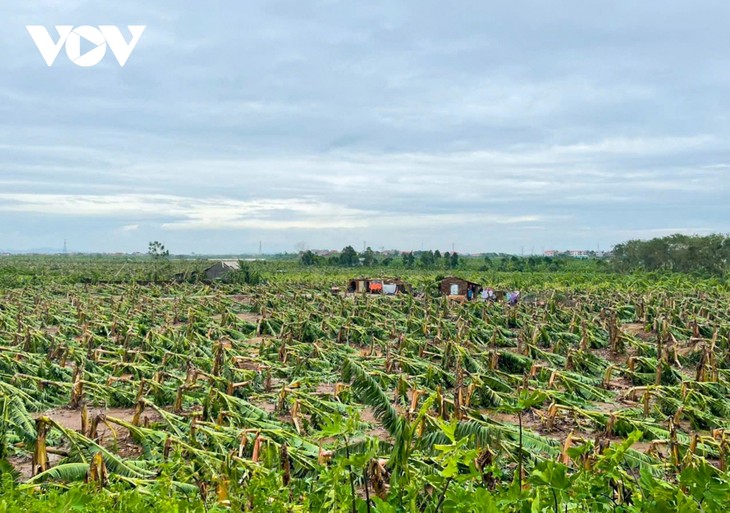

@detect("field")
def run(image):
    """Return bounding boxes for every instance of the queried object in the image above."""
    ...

[0,258,729,512]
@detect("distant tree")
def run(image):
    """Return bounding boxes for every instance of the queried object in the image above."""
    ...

[419,250,435,268]
[507,255,524,271]
[361,247,376,267]
[402,251,415,268]
[147,241,170,282]
[434,249,442,260]
[148,241,169,259]
[483,255,492,269]
[449,252,460,269]
[300,250,317,266]
[339,246,359,267]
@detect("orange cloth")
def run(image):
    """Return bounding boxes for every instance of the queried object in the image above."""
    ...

[369,282,383,292]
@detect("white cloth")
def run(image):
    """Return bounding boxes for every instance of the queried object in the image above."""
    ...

[382,283,398,295]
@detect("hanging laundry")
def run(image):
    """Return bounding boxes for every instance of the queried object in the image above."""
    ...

[482,288,496,301]
[382,283,397,295]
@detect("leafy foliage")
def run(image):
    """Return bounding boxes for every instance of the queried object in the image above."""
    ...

[0,257,729,511]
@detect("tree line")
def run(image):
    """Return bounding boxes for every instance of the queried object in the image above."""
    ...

[612,234,730,276]
[299,246,463,268]
[299,246,588,271]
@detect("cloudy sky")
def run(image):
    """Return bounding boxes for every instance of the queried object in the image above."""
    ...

[0,1,728,254]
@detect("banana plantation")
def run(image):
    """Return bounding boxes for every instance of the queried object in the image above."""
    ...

[1,262,729,512]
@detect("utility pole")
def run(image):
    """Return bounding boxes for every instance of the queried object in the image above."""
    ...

[259,241,262,255]
[63,239,67,256]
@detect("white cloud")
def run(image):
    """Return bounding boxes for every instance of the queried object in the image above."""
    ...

[0,192,545,232]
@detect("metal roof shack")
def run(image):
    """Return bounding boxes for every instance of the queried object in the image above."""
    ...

[204,260,240,281]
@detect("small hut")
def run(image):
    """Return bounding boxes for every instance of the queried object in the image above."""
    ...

[347,277,370,293]
[439,277,482,299]
[204,260,240,281]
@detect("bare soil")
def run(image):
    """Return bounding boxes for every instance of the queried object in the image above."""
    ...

[10,406,161,480]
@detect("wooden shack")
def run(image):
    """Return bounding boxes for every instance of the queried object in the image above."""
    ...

[439,277,482,299]
[347,277,370,293]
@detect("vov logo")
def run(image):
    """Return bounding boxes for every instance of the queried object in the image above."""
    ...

[26,25,146,67]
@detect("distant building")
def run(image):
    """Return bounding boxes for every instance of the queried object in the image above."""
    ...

[204,260,240,281]
[567,250,590,258]
[544,249,603,259]
[313,249,339,257]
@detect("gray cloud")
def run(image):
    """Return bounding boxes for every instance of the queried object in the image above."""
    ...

[0,1,728,253]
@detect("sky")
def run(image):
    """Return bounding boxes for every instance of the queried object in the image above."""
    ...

[0,1,729,254]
